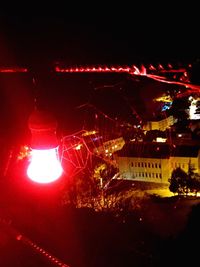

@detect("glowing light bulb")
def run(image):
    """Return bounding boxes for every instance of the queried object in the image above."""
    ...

[27,147,63,183]
[27,109,63,184]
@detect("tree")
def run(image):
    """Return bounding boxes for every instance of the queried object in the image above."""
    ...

[170,97,190,121]
[187,160,195,179]
[61,155,120,210]
[169,162,200,196]
[168,167,188,195]
[169,97,190,132]
[169,176,180,195]
[188,175,200,196]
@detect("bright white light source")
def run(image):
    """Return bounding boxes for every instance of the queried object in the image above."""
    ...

[189,96,200,120]
[27,147,63,183]
[156,137,167,142]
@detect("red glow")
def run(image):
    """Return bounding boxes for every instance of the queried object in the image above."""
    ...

[54,66,132,73]
[0,67,28,73]
[54,63,200,94]
[54,64,188,76]
[27,148,63,184]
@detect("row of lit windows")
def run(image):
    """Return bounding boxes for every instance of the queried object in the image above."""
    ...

[171,162,195,170]
[171,162,185,169]
[134,172,162,179]
[131,162,161,168]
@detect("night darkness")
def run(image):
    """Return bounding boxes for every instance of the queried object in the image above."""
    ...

[0,11,199,134]
[1,9,200,267]
[0,11,200,143]
[1,10,200,66]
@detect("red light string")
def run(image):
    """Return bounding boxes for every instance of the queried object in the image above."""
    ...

[54,64,200,93]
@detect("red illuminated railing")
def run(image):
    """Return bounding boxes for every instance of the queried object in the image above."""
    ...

[0,67,28,73]
[54,64,189,76]
[1,64,200,92]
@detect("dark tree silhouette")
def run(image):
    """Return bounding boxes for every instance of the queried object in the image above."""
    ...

[168,167,188,195]
[169,97,190,132]
[169,162,200,196]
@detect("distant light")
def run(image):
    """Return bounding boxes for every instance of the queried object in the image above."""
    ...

[82,130,98,136]
[75,144,82,150]
[189,96,200,120]
[16,235,22,241]
[156,137,167,143]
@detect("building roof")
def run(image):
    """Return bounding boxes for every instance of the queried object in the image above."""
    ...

[116,142,200,158]
[170,145,200,158]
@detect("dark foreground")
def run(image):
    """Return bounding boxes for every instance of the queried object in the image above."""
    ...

[1,178,200,267]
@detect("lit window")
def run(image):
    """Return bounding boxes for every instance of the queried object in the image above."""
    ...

[191,163,195,169]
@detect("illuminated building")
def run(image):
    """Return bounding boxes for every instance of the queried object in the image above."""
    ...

[115,143,200,184]
[93,137,125,157]
[188,96,200,120]
[143,115,177,132]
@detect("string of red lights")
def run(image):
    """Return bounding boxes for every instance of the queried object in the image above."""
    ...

[1,63,200,93]
[53,64,200,93]
[16,234,70,267]
[54,64,197,89]
[0,218,70,267]
[0,63,188,76]
[0,67,28,73]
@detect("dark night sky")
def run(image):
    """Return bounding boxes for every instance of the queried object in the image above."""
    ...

[0,10,200,141]
[1,9,200,66]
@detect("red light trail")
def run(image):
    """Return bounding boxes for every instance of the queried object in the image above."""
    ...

[0,217,70,267]
[54,64,200,93]
[0,67,28,73]
[1,63,200,93]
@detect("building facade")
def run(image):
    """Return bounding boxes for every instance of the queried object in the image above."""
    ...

[143,115,177,132]
[115,142,200,184]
